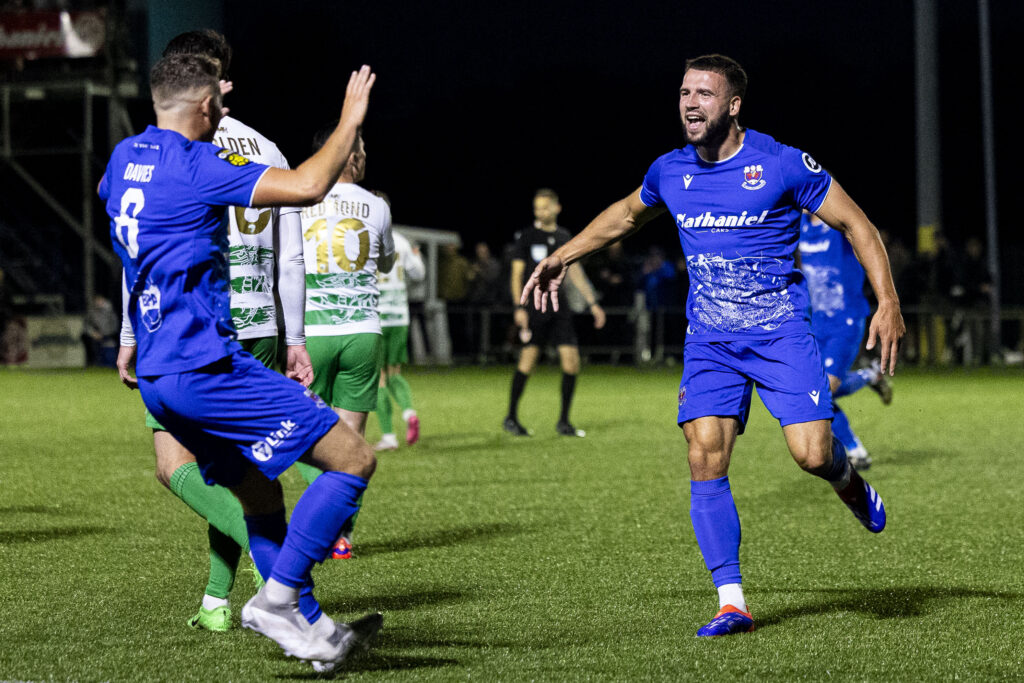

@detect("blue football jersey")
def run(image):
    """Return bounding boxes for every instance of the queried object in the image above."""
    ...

[100,125,271,375]
[640,129,832,341]
[798,213,870,327]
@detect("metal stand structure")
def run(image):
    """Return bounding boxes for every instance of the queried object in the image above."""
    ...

[1,78,136,310]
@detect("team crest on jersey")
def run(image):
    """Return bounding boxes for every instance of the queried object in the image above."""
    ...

[216,148,252,167]
[741,165,766,190]
[139,281,163,332]
[802,153,822,173]
[678,387,686,406]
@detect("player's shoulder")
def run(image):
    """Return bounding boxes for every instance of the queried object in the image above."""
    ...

[219,115,275,146]
[217,115,287,168]
[648,147,692,171]
[744,128,823,173]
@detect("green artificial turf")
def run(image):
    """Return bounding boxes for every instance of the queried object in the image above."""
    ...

[1,365,1022,681]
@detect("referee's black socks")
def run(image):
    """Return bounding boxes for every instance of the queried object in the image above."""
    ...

[508,370,529,420]
[560,373,577,424]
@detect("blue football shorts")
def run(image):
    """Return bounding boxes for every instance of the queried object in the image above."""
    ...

[813,316,866,377]
[138,350,339,486]
[677,334,834,433]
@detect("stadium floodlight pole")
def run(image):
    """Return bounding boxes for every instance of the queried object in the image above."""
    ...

[978,0,1001,361]
[914,0,941,362]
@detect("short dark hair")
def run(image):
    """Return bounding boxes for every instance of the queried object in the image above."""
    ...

[311,122,365,154]
[684,54,748,100]
[534,188,559,203]
[163,29,232,80]
[311,121,338,153]
[150,53,220,103]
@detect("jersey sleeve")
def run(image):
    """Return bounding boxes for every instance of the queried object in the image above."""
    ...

[189,144,272,208]
[272,149,302,218]
[780,145,833,213]
[98,169,111,201]
[378,199,396,272]
[639,155,666,207]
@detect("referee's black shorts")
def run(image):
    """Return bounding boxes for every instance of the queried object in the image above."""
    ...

[526,308,578,347]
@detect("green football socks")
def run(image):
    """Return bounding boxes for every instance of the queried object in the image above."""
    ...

[387,374,415,412]
[168,462,249,599]
[376,385,394,434]
[205,526,241,599]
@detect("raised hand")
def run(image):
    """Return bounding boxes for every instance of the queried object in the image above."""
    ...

[521,255,568,313]
[340,65,376,130]
[865,300,905,376]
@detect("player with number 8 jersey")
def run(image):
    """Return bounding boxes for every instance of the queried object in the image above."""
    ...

[103,50,386,668]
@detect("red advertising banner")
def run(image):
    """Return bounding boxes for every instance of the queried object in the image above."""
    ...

[0,10,106,60]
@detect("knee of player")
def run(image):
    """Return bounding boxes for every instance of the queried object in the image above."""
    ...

[794,446,831,473]
[154,467,172,490]
[354,446,377,479]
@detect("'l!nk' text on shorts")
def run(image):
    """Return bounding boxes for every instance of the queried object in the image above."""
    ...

[138,350,339,487]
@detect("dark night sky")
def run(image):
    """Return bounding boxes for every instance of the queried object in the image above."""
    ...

[216,1,1021,262]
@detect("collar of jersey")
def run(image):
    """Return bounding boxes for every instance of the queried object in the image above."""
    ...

[692,142,745,165]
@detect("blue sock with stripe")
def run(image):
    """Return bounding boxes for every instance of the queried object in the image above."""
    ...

[270,471,368,589]
[689,477,742,588]
[243,510,321,623]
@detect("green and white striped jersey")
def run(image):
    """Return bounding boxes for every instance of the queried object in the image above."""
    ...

[300,183,394,336]
[214,116,298,340]
[377,232,425,328]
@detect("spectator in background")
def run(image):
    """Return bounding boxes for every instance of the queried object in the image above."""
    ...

[438,244,471,302]
[640,246,677,310]
[438,244,473,355]
[950,236,994,364]
[82,293,119,366]
[467,242,501,305]
[588,241,635,308]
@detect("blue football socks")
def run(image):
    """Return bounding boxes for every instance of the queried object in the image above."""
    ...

[821,436,852,490]
[689,477,742,588]
[243,510,321,623]
[834,368,872,398]
[269,471,368,588]
[830,404,861,452]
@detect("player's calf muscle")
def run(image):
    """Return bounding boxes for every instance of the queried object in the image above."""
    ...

[783,420,832,472]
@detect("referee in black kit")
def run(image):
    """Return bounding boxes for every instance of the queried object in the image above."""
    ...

[504,189,606,437]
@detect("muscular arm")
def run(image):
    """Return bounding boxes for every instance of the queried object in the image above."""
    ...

[250,66,375,207]
[814,179,905,374]
[522,188,664,311]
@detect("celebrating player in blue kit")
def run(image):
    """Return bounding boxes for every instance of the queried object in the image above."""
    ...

[521,54,905,637]
[101,53,382,670]
[800,211,894,470]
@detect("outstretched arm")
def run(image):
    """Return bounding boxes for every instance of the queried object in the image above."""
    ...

[251,66,376,207]
[521,188,664,312]
[814,180,905,375]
